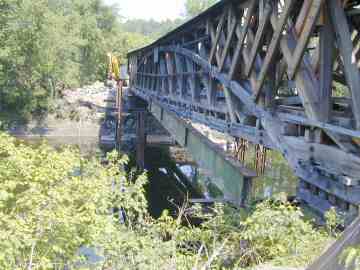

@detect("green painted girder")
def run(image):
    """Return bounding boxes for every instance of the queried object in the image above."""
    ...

[149,101,256,206]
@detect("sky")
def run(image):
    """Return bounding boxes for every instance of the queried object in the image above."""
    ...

[104,0,186,21]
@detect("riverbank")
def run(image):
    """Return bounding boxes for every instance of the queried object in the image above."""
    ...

[1,82,115,151]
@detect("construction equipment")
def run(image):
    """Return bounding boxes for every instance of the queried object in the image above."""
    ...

[107,53,120,81]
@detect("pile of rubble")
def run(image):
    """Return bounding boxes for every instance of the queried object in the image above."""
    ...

[62,81,116,108]
[52,81,116,122]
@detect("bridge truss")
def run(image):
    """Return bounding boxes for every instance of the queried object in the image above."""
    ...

[128,0,360,220]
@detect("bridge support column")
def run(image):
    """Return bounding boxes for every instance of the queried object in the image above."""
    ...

[136,111,146,170]
[241,177,253,207]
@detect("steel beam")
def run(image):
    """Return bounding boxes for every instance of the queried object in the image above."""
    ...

[149,100,256,206]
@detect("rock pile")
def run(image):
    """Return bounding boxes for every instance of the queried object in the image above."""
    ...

[52,81,117,122]
[63,81,116,108]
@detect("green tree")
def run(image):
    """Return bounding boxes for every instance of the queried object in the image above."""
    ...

[184,0,219,18]
[0,133,149,269]
[0,0,150,120]
[121,18,184,40]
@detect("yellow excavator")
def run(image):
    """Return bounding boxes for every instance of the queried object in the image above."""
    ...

[107,53,120,81]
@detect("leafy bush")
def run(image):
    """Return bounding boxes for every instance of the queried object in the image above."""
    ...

[0,132,332,269]
[325,207,344,237]
[189,200,331,268]
[239,200,331,267]
[0,133,149,269]
[340,246,360,270]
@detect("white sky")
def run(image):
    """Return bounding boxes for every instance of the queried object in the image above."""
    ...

[104,0,186,21]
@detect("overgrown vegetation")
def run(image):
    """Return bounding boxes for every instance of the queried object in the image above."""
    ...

[341,246,360,270]
[0,132,333,269]
[0,0,147,120]
[0,0,219,121]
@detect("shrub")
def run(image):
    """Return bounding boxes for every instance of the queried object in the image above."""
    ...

[192,200,332,268]
[239,200,331,267]
[0,132,332,269]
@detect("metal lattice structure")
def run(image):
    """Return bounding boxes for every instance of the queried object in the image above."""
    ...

[128,0,360,219]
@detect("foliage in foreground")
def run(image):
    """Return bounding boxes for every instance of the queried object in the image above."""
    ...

[0,132,148,269]
[341,245,360,270]
[0,132,332,269]
[189,200,332,268]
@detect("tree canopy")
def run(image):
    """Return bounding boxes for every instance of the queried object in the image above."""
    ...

[0,0,150,119]
[0,0,222,120]
[121,18,184,40]
[184,0,219,18]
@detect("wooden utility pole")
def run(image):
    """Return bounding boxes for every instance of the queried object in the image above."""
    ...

[116,80,123,151]
[136,111,146,170]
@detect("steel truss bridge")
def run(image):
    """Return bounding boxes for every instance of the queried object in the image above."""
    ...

[127,0,360,223]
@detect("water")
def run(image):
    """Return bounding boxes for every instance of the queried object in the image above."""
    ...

[187,146,298,201]
[244,144,298,201]
[141,143,298,218]
[142,146,203,218]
